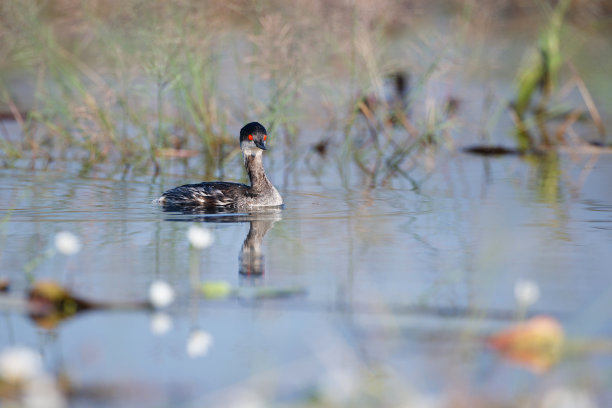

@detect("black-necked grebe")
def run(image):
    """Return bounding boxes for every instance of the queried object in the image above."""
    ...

[157,122,283,209]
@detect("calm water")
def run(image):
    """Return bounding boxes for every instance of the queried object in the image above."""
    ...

[1,150,611,406]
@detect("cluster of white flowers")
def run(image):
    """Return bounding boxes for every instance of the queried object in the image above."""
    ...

[147,228,217,355]
[22,374,66,408]
[541,387,596,408]
[187,226,215,249]
[0,347,42,383]
[149,312,215,358]
[219,387,265,408]
[319,368,359,404]
[0,347,66,408]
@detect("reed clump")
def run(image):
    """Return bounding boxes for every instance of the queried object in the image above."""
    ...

[0,0,609,184]
[497,0,606,154]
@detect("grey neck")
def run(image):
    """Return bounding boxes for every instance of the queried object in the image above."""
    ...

[244,152,271,192]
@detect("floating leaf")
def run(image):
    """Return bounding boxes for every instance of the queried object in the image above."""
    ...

[487,315,564,374]
[200,281,306,300]
[27,281,92,329]
[27,281,147,329]
[200,281,233,300]
[249,287,306,300]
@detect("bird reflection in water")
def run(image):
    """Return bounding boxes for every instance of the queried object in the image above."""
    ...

[161,204,282,278]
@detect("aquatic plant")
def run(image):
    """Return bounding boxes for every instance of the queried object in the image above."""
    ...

[0,0,434,187]
[0,0,609,187]
[513,0,571,121]
[509,0,607,151]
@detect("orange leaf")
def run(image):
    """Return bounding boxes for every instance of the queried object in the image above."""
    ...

[487,316,564,374]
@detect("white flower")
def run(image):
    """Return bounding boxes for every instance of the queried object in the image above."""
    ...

[187,226,214,249]
[514,279,540,307]
[23,374,67,408]
[150,312,173,335]
[0,347,43,383]
[320,369,359,404]
[541,387,597,408]
[186,330,214,358]
[149,280,175,308]
[223,387,265,408]
[54,231,81,255]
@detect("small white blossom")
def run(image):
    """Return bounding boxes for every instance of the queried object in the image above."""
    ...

[223,387,265,408]
[514,279,540,307]
[149,280,175,308]
[54,231,81,255]
[23,374,67,408]
[0,347,43,383]
[186,329,214,358]
[150,312,173,335]
[320,369,359,404]
[187,226,214,249]
[541,387,597,408]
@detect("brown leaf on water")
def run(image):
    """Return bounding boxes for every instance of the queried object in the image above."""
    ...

[27,281,94,329]
[487,315,564,374]
[0,278,9,292]
[27,280,149,329]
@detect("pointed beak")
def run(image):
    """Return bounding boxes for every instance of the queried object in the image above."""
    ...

[255,140,267,150]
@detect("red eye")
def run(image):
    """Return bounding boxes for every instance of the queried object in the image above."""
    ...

[263,135,267,141]
[248,134,253,141]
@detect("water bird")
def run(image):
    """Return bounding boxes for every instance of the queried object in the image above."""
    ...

[157,122,283,209]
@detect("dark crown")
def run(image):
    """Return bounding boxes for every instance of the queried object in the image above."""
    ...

[240,122,267,142]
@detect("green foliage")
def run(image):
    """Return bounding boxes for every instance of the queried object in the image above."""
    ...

[515,0,570,118]
[0,0,607,184]
[513,0,571,150]
[0,0,449,186]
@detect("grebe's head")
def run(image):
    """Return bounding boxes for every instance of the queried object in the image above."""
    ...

[240,122,268,155]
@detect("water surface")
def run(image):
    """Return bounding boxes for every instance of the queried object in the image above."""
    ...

[1,151,611,406]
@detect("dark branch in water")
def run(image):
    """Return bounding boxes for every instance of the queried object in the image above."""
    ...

[462,145,525,156]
